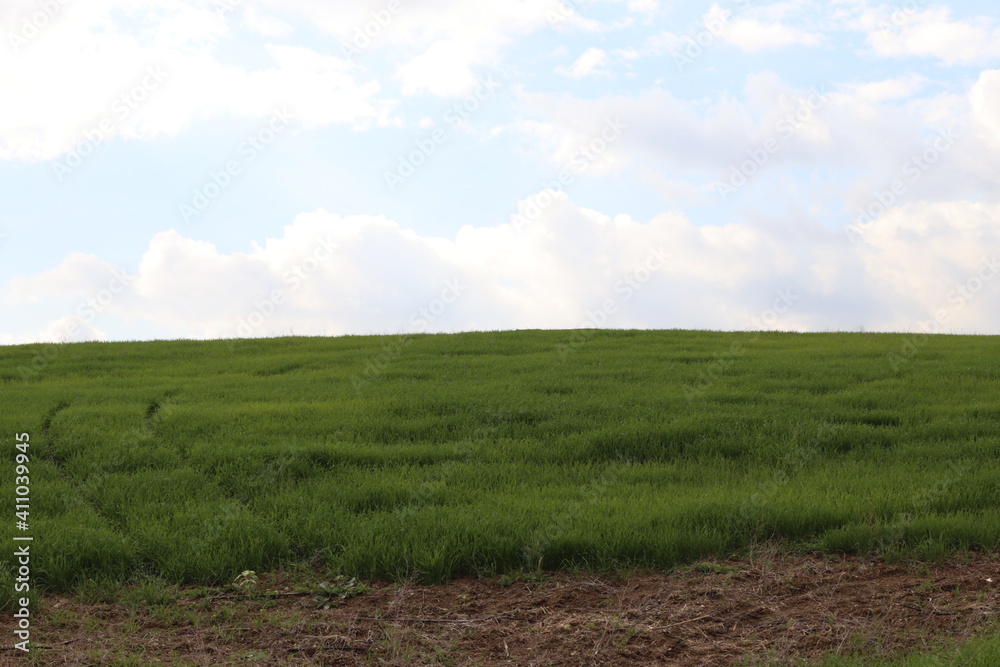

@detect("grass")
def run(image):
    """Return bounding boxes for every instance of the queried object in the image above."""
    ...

[1,328,998,609]
[815,626,1000,665]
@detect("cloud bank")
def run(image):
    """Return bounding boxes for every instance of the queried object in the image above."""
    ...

[7,193,998,344]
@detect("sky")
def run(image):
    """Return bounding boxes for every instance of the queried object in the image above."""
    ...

[1,0,999,345]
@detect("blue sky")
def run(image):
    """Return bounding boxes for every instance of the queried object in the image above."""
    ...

[1,0,999,344]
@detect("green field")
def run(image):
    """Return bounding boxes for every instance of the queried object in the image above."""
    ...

[2,329,999,607]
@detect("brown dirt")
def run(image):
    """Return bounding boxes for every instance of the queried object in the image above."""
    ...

[3,551,999,666]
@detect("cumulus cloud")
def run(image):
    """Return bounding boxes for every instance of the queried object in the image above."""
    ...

[0,0,390,161]
[260,0,561,97]
[395,39,488,97]
[971,70,1000,147]
[39,315,108,343]
[649,5,821,59]
[0,0,618,159]
[4,0,999,345]
[241,6,294,38]
[854,201,1000,332]
[849,74,928,103]
[861,7,1000,65]
[626,0,657,10]
[721,16,823,52]
[8,193,999,341]
[0,314,107,346]
[7,253,123,302]
[626,0,660,23]
[516,68,1000,215]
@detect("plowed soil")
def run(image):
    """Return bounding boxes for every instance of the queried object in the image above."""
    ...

[4,551,1000,665]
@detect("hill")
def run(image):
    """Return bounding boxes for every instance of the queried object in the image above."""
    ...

[2,329,999,598]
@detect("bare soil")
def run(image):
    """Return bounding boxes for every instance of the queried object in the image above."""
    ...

[3,551,1000,666]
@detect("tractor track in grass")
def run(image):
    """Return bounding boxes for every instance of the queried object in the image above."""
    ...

[5,550,1000,665]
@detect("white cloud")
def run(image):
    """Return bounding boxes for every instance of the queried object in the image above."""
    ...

[626,0,660,24]
[0,314,107,345]
[649,5,822,57]
[0,0,390,161]
[556,47,609,79]
[395,40,486,97]
[971,70,1000,147]
[721,16,823,53]
[863,7,1000,65]
[645,29,690,57]
[517,86,784,175]
[241,7,294,38]
[4,0,1000,345]
[8,194,1000,340]
[261,0,562,97]
[516,69,1000,214]
[854,200,1000,332]
[40,315,108,343]
[850,74,928,103]
[7,253,123,302]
